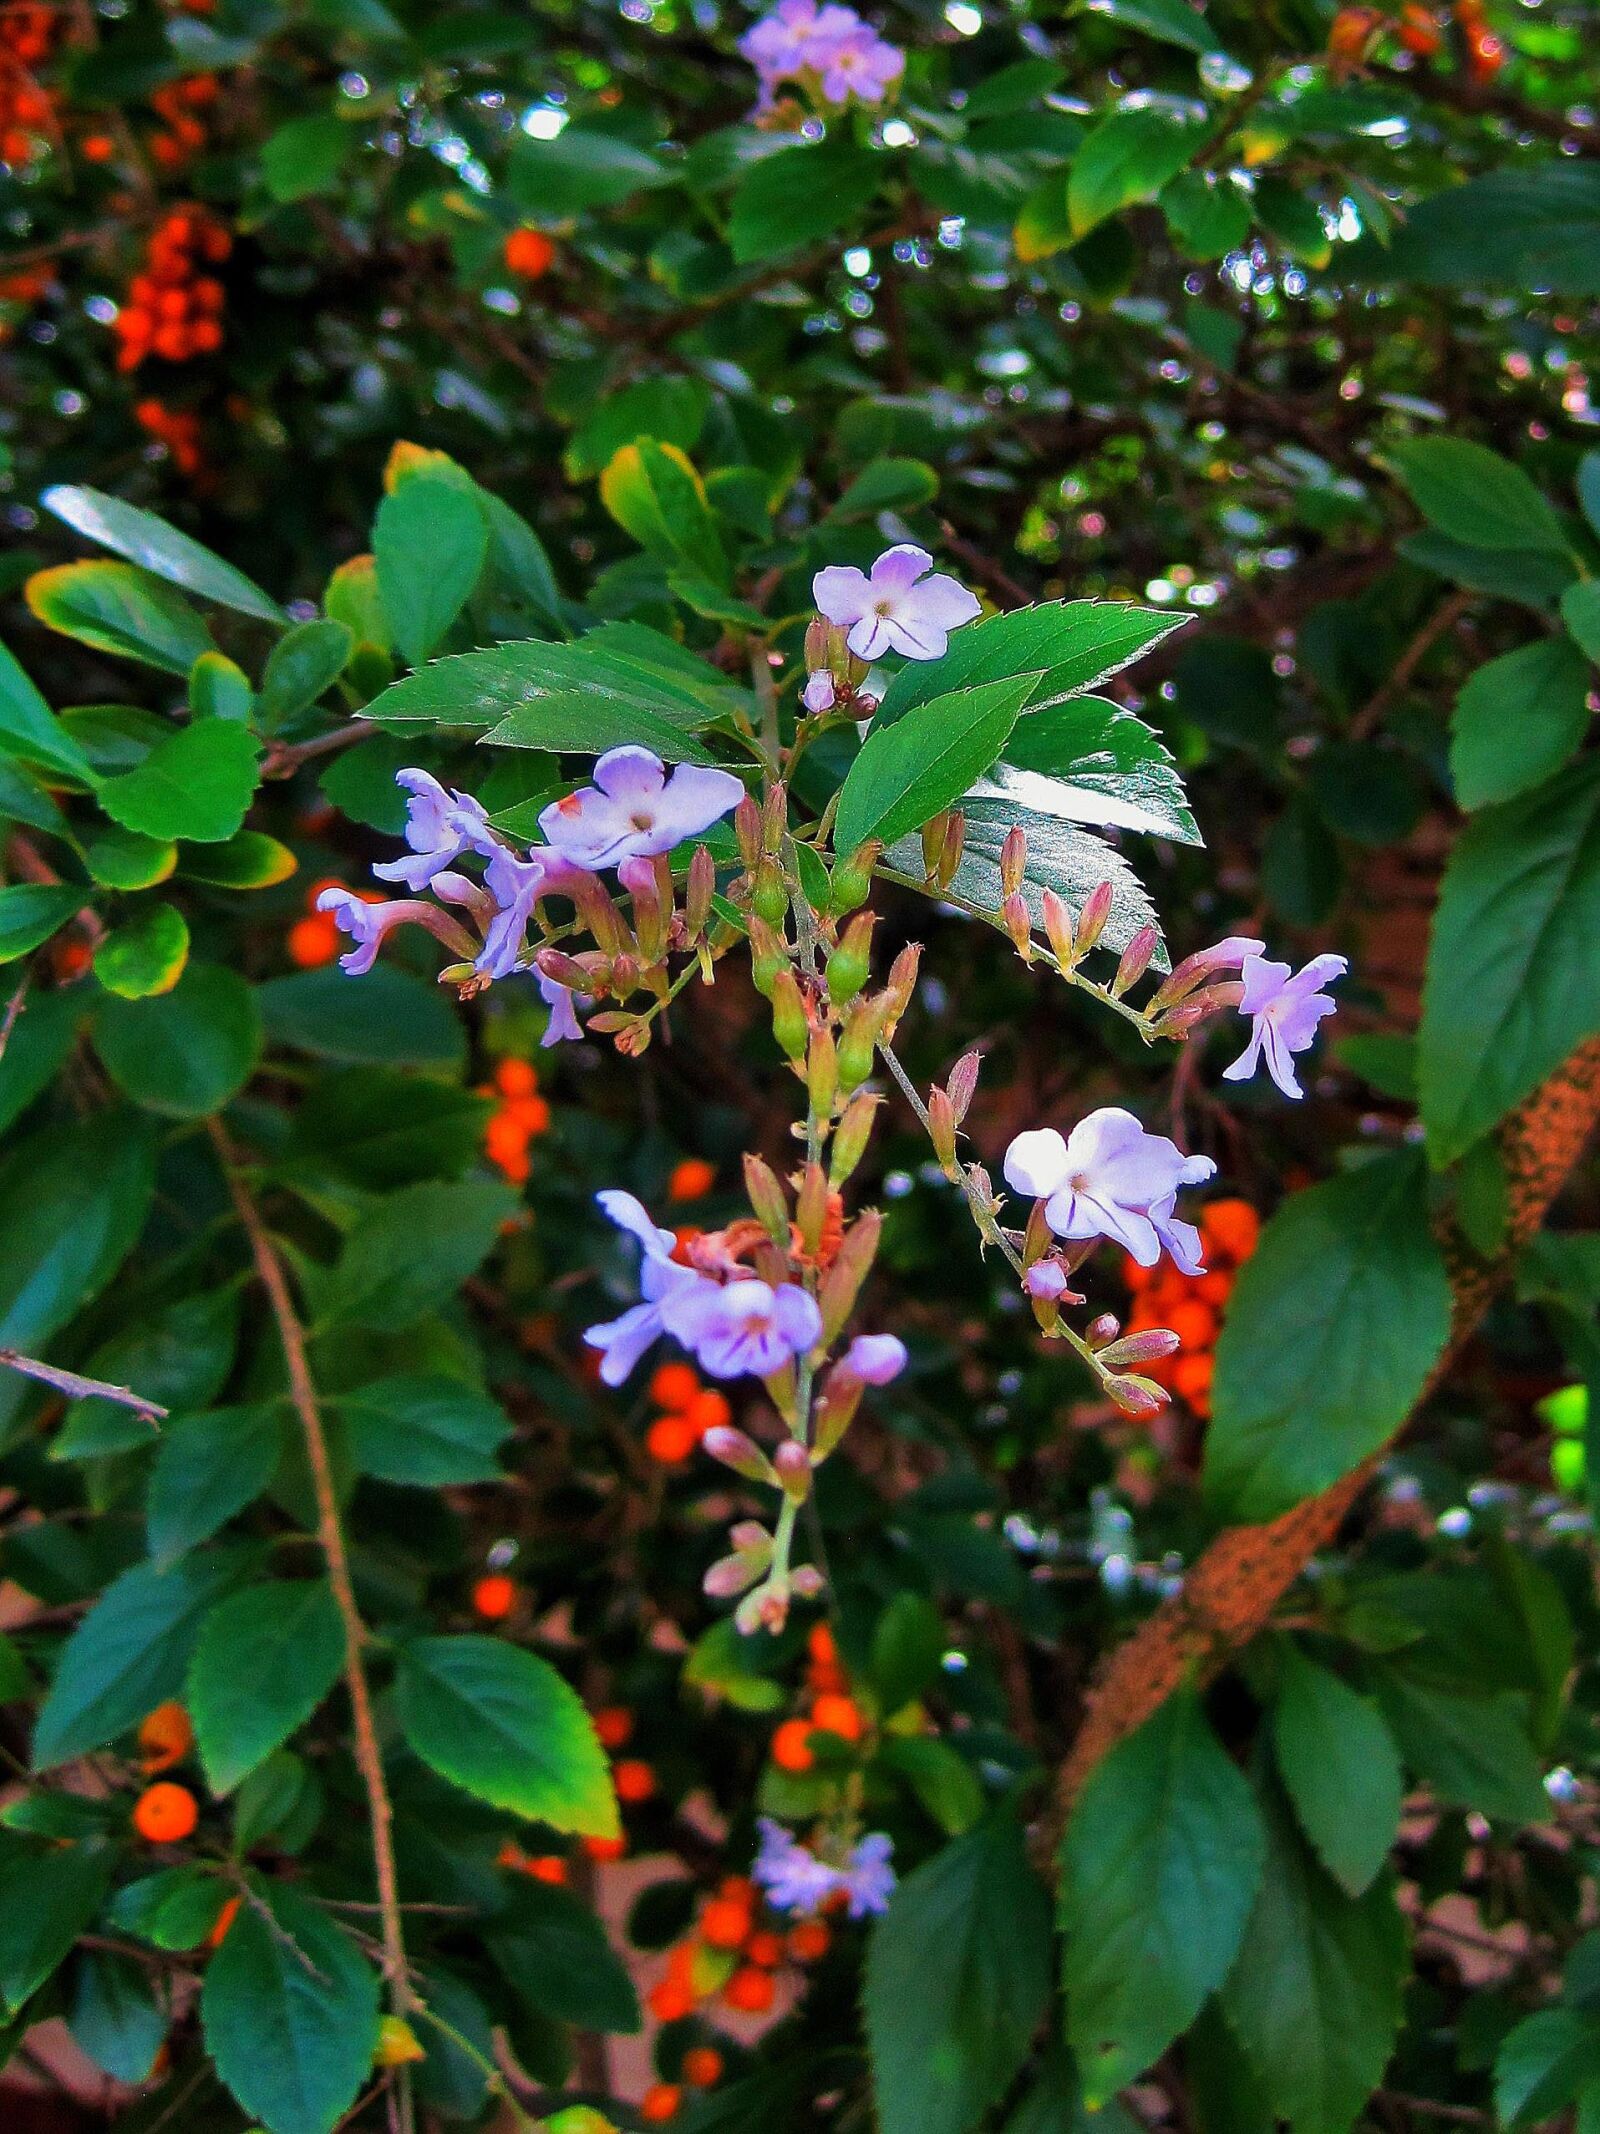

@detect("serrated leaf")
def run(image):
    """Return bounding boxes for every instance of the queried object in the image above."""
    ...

[1068,108,1204,236]
[40,485,284,623]
[987,693,1200,844]
[319,1179,516,1331]
[487,1881,641,2032]
[1272,1646,1403,1897]
[396,1635,618,1836]
[188,1581,346,1794]
[1495,2010,1600,2127]
[146,1405,284,1568]
[1451,637,1591,810]
[257,620,354,729]
[835,674,1037,855]
[26,562,216,675]
[68,1948,168,2083]
[0,1844,113,2013]
[877,600,1188,729]
[97,718,262,844]
[1388,437,1570,556]
[728,140,883,264]
[1368,1669,1549,1826]
[339,1374,509,1485]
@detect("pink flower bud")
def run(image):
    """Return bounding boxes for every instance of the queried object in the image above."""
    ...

[1106,1373,1170,1420]
[1022,1261,1071,1302]
[1076,879,1114,956]
[704,1427,780,1486]
[1098,1328,1182,1369]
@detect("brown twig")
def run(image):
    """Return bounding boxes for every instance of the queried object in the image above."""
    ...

[1055,1036,1600,1822]
[1348,589,1474,742]
[0,1348,167,1422]
[207,1121,415,2129]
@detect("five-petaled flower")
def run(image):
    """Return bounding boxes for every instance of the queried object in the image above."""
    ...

[539,747,745,872]
[1003,1108,1216,1274]
[373,768,493,891]
[584,1190,714,1386]
[668,1277,822,1381]
[1224,953,1347,1101]
[738,0,903,108]
[813,545,982,663]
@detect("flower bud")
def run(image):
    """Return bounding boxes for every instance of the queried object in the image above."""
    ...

[744,1153,790,1243]
[928,1085,959,1173]
[752,860,789,928]
[1112,924,1159,998]
[1098,1328,1182,1369]
[921,811,950,882]
[734,796,763,870]
[790,1564,826,1600]
[1022,1259,1071,1302]
[1041,887,1075,966]
[946,1050,982,1124]
[625,864,668,964]
[571,871,629,958]
[802,670,836,715]
[882,943,922,1031]
[1106,1373,1170,1421]
[1075,879,1114,957]
[819,1207,881,1341]
[763,781,788,855]
[804,614,833,674]
[706,1552,768,1599]
[536,948,593,991]
[829,840,879,917]
[829,1090,881,1186]
[609,952,640,998]
[1085,1313,1121,1348]
[837,996,882,1094]
[1002,892,1033,963]
[703,1426,780,1486]
[796,1161,830,1257]
[770,968,810,1061]
[773,1439,812,1501]
[936,811,966,892]
[686,843,715,940]
[825,912,875,1006]
[812,1376,863,1459]
[999,825,1027,899]
[1022,1197,1054,1268]
[747,914,789,997]
[735,1581,787,1635]
[806,1025,839,1114]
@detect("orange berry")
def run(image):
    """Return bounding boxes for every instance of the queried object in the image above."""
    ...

[723,1965,774,2014]
[133,1782,199,1843]
[682,2047,724,2088]
[1166,1299,1217,1351]
[807,1622,838,1668]
[190,318,223,354]
[504,227,555,278]
[485,1112,531,1168]
[1172,1351,1215,1407]
[496,1057,538,1098]
[649,1978,696,2023]
[505,1094,550,1135]
[787,1918,830,1963]
[808,1693,863,1743]
[641,2083,682,2122]
[743,1928,784,1969]
[1193,1269,1233,1306]
[700,1896,752,1950]
[594,1705,633,1750]
[527,1854,567,1885]
[81,132,114,162]
[771,1718,815,1773]
[472,1573,516,1621]
[668,1157,716,1203]
[613,1758,656,1804]
[138,1700,194,1773]
[649,1362,700,1411]
[584,1833,627,1862]
[1200,1199,1259,1264]
[683,1388,731,1437]
[647,1414,700,1465]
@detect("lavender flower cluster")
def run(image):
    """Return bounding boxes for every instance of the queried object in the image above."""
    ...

[738,0,905,112]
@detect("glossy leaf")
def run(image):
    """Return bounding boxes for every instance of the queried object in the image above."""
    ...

[834,674,1037,855]
[97,717,262,844]
[93,962,262,1117]
[40,485,284,623]
[25,562,216,675]
[188,1580,346,1794]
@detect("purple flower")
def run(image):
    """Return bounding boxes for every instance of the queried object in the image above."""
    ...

[539,971,585,1046]
[752,1819,843,1915]
[1022,1260,1071,1302]
[818,24,903,104]
[373,768,494,891]
[841,1831,896,1918]
[316,888,470,977]
[538,748,745,872]
[813,545,982,664]
[1223,953,1347,1101]
[476,848,549,981]
[664,1277,822,1380]
[1002,1108,1216,1271]
[840,1333,907,1385]
[583,1190,714,1387]
[739,0,865,95]
[802,670,837,714]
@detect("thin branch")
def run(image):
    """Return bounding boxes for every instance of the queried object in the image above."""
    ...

[208,1121,415,2134]
[0,1348,167,1422]
[1348,589,1474,742]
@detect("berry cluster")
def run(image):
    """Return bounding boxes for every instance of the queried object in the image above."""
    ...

[644,1359,732,1465]
[0,3,55,167]
[148,70,218,169]
[113,208,229,371]
[1327,2,1505,78]
[770,1622,864,1772]
[1121,1197,1260,1419]
[648,1869,830,2030]
[135,396,206,478]
[481,1056,551,1184]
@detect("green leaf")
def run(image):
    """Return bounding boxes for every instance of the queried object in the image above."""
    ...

[1496,2010,1600,2127]
[93,962,262,1117]
[729,141,883,264]
[487,1881,642,2032]
[0,882,84,963]
[1059,1694,1265,2104]
[1080,0,1230,54]
[1562,580,1600,662]
[32,1551,241,1768]
[1418,757,1600,1163]
[565,377,710,482]
[25,562,216,675]
[869,1590,946,1715]
[1388,438,1570,557]
[56,1288,238,1462]
[877,600,1187,728]
[260,963,465,1071]
[92,903,190,999]
[1368,1669,1549,1826]
[366,630,731,765]
[0,640,95,782]
[262,112,351,201]
[828,456,939,522]
[1204,1152,1453,1521]
[835,675,1037,855]
[339,1374,509,1485]
[189,650,255,722]
[599,440,727,586]
[0,1844,113,2013]
[201,1885,380,2134]
[508,126,670,215]
[39,486,284,623]
[1271,1647,1403,1898]
[0,986,79,1136]
[178,830,298,890]
[68,1949,168,2083]
[876,1736,984,1836]
[257,620,354,729]
[1068,109,1204,236]
[188,1581,346,1794]
[97,718,262,844]
[0,1110,156,1434]
[1162,169,1251,260]
[1219,1790,1408,2134]
[395,1634,619,1836]
[864,1814,1053,2134]
[147,1405,284,1568]
[1253,177,1334,269]
[1362,162,1600,298]
[106,1866,231,1951]
[319,1179,516,1331]
[997,694,1200,845]
[374,474,489,666]
[287,1067,490,1187]
[84,825,178,891]
[1452,638,1591,810]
